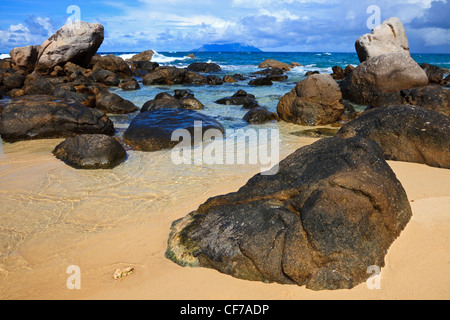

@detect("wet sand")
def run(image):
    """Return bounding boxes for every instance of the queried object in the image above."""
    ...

[0,130,449,300]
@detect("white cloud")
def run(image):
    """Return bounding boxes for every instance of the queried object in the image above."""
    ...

[418,27,450,46]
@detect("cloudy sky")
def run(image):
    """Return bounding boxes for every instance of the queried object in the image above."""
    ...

[1,0,449,53]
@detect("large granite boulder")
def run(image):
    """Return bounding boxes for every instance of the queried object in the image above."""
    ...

[124,108,224,151]
[166,136,412,290]
[340,52,429,107]
[9,45,40,71]
[336,105,450,169]
[53,134,126,169]
[355,17,410,63]
[0,95,114,142]
[277,74,345,125]
[35,21,104,74]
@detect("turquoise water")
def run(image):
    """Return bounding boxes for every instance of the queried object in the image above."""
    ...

[101,51,450,131]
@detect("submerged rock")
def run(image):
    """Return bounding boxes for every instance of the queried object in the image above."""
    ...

[186,62,221,73]
[0,95,114,142]
[243,107,279,124]
[336,105,450,168]
[249,77,273,86]
[258,59,290,71]
[215,90,257,105]
[166,136,412,290]
[53,134,126,169]
[124,108,224,151]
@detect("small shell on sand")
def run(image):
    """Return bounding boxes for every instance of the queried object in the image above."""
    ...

[113,267,134,280]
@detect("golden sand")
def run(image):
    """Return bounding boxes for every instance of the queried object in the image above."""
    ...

[0,128,448,300]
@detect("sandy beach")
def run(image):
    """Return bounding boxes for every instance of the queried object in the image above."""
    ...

[0,132,448,300]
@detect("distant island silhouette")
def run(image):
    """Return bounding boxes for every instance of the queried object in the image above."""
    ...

[192,43,263,52]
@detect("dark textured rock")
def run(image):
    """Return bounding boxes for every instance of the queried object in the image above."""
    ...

[23,71,54,95]
[173,90,194,100]
[344,65,355,76]
[2,73,25,90]
[336,105,450,168]
[89,69,120,87]
[91,54,132,78]
[0,95,114,142]
[53,134,126,169]
[186,62,221,73]
[119,78,140,91]
[53,86,96,108]
[95,92,138,114]
[142,67,186,85]
[184,72,206,85]
[420,63,445,84]
[249,77,273,86]
[215,90,257,105]
[124,108,224,151]
[305,71,320,77]
[277,74,345,125]
[243,107,279,123]
[400,85,450,117]
[131,61,159,77]
[166,136,412,290]
[331,66,345,80]
[206,75,224,85]
[141,97,184,113]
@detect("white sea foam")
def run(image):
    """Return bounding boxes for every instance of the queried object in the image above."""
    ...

[151,51,190,64]
[0,54,11,59]
[104,51,192,65]
[117,53,136,61]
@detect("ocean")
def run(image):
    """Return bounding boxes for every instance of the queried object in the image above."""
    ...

[91,51,450,131]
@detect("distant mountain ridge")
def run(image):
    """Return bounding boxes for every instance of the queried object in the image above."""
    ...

[192,43,263,52]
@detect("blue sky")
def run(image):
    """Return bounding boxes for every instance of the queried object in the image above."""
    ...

[1,0,449,53]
